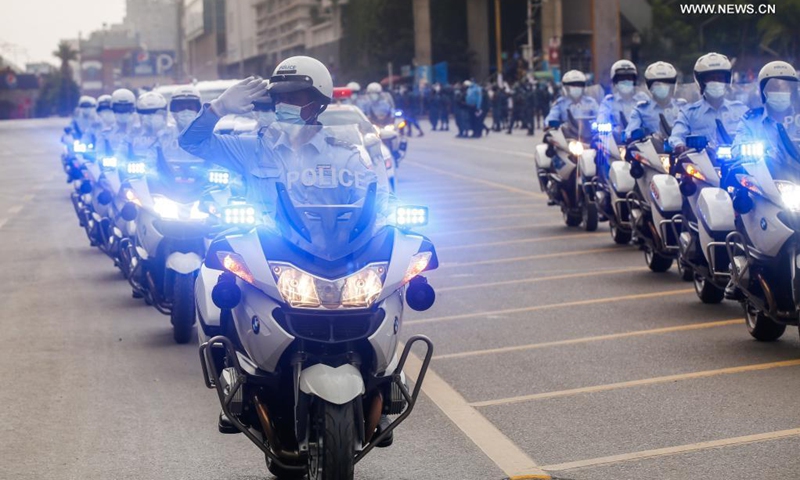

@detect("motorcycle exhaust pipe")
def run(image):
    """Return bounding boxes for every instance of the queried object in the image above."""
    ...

[254,395,303,461]
[365,393,383,443]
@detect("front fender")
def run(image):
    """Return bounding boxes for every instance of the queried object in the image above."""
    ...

[299,364,365,405]
[166,251,203,275]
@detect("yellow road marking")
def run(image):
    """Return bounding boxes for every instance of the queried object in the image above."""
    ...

[424,141,537,160]
[403,348,551,478]
[406,161,543,198]
[470,359,800,408]
[438,247,626,269]
[437,267,646,292]
[541,427,800,472]
[436,222,565,236]
[438,232,607,252]
[435,203,535,214]
[434,319,741,360]
[434,210,558,224]
[406,289,693,326]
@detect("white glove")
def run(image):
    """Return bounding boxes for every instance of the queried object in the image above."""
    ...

[210,77,267,116]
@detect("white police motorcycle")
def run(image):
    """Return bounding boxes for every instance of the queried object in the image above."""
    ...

[726,135,800,341]
[196,125,435,479]
[625,125,683,272]
[674,133,736,303]
[123,150,231,343]
[592,122,636,243]
[535,115,599,230]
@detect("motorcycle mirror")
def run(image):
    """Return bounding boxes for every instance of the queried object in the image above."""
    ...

[79,180,92,195]
[97,190,113,206]
[406,277,435,312]
[732,189,754,214]
[629,128,645,142]
[686,135,708,151]
[679,178,697,197]
[629,162,645,179]
[120,202,138,222]
[63,127,72,134]
[212,276,242,310]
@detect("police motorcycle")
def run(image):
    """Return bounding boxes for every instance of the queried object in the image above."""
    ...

[123,149,233,343]
[725,134,800,341]
[535,112,599,230]
[673,127,736,302]
[592,122,636,243]
[196,123,436,480]
[363,83,408,164]
[624,118,684,272]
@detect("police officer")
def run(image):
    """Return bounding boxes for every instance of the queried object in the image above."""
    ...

[96,94,116,131]
[545,70,599,126]
[179,56,386,214]
[626,61,687,139]
[669,53,748,152]
[733,61,800,176]
[362,82,395,127]
[97,89,137,160]
[598,60,648,138]
[127,91,170,160]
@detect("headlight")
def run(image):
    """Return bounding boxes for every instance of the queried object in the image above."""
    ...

[152,195,180,219]
[383,125,396,132]
[397,120,407,129]
[594,122,613,134]
[222,204,257,225]
[659,154,671,172]
[568,141,584,157]
[127,161,147,175]
[73,140,87,153]
[717,146,732,160]
[737,173,763,195]
[403,251,432,284]
[102,157,118,168]
[684,164,706,182]
[208,170,230,185]
[740,142,764,160]
[775,181,800,211]
[618,146,626,159]
[396,206,428,227]
[190,202,209,220]
[219,252,255,285]
[270,262,387,309]
[125,189,142,206]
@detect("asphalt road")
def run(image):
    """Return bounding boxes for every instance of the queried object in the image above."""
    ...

[2,117,800,479]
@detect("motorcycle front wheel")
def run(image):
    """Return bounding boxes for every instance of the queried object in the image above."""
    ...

[644,248,673,273]
[308,401,356,480]
[744,301,785,341]
[170,273,196,344]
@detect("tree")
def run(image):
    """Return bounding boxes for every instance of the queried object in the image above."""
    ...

[757,0,800,63]
[49,41,80,116]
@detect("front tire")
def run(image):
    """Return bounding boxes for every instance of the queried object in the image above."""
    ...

[582,201,598,232]
[677,260,694,281]
[308,401,356,480]
[564,210,582,227]
[171,273,196,344]
[610,222,632,244]
[694,274,725,304]
[644,248,673,272]
[744,301,785,341]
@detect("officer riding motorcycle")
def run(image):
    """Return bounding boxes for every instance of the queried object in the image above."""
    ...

[181,56,436,480]
[724,60,800,341]
[537,70,600,229]
[598,60,648,138]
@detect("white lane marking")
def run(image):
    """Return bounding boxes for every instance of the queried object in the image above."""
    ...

[542,427,800,472]
[7,205,23,215]
[0,193,37,230]
[403,348,551,478]
[405,161,543,198]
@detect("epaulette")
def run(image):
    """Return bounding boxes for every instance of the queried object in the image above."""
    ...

[603,94,614,101]
[744,107,765,120]
[325,137,358,150]
[636,99,649,108]
[674,98,688,106]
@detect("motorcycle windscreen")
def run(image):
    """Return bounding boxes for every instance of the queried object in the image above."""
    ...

[266,123,394,262]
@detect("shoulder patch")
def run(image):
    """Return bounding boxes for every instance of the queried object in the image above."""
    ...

[603,94,613,101]
[636,99,649,107]
[675,98,688,106]
[744,107,765,120]
[325,137,358,150]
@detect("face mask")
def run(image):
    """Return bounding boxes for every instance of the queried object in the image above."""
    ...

[115,113,132,125]
[651,84,671,100]
[568,87,583,100]
[174,110,197,129]
[255,111,276,126]
[369,93,380,101]
[704,82,727,99]
[79,107,94,119]
[617,81,634,95]
[140,114,153,130]
[99,111,116,125]
[766,91,792,112]
[275,103,308,125]
[151,114,166,131]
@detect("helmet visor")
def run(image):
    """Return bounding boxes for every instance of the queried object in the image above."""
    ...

[170,99,201,113]
[269,74,315,94]
[112,103,135,114]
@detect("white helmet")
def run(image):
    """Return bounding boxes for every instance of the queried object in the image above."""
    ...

[562,70,587,86]
[269,56,333,104]
[693,52,732,92]
[610,60,637,83]
[111,89,136,113]
[347,81,361,92]
[757,61,798,103]
[366,82,383,94]
[644,61,678,88]
[462,80,473,87]
[136,91,168,113]
[96,94,112,111]
[169,85,202,112]
[78,95,97,108]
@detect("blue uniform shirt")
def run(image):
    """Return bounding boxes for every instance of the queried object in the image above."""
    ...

[733,107,800,174]
[668,98,748,148]
[544,95,599,125]
[626,97,687,139]
[597,92,649,133]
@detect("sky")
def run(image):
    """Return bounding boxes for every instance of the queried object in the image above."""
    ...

[2,0,126,67]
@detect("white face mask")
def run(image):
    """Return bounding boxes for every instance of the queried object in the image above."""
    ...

[617,81,634,95]
[174,110,197,129]
[766,91,792,112]
[140,114,153,130]
[651,83,672,100]
[255,111,276,127]
[115,113,132,125]
[275,103,308,125]
[704,82,727,99]
[568,86,584,100]
[79,107,94,119]
[151,113,167,131]
[99,110,116,125]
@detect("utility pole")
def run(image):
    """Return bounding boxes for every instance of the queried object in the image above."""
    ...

[495,0,502,86]
[526,0,534,72]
